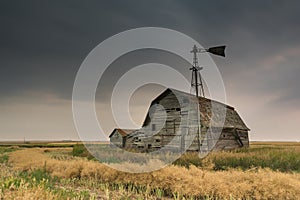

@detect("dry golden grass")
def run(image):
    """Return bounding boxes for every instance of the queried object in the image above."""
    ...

[1,185,58,200]
[8,148,300,199]
[0,162,163,200]
[0,162,58,200]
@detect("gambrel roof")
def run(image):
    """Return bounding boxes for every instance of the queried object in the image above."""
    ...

[142,88,249,131]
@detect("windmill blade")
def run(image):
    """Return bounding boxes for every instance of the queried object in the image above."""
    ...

[207,46,226,57]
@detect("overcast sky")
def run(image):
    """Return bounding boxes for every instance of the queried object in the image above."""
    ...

[1,0,300,141]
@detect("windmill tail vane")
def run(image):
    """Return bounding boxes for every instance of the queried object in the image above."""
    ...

[207,46,226,57]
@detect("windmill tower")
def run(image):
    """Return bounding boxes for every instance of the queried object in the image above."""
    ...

[190,45,205,97]
[189,44,226,151]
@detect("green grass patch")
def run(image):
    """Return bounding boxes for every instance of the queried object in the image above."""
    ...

[0,154,9,163]
[72,144,94,160]
[212,148,300,172]
[0,146,18,154]
[174,146,300,172]
[0,143,75,148]
[0,146,18,163]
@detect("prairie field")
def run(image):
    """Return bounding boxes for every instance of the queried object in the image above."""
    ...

[0,142,299,199]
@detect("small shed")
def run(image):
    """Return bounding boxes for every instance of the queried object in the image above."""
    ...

[109,129,136,148]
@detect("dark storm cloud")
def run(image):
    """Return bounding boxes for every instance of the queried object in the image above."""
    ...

[1,0,300,105]
[0,0,187,100]
[1,0,300,141]
[95,49,191,103]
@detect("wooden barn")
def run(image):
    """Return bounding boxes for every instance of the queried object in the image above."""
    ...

[110,88,249,152]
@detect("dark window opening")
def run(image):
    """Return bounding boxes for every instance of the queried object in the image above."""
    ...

[155,139,161,142]
[148,144,152,149]
[180,110,188,115]
[176,108,181,111]
[152,124,156,131]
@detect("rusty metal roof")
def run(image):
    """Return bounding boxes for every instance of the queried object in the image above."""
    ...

[109,128,137,138]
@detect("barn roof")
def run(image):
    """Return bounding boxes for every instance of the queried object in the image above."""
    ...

[143,88,250,131]
[198,95,249,130]
[109,128,137,138]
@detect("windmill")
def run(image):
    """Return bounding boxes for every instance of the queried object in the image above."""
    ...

[189,45,226,152]
[190,45,226,98]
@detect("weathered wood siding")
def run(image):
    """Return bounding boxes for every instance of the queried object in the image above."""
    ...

[124,91,185,151]
[213,129,249,150]
[110,130,124,148]
[120,88,250,152]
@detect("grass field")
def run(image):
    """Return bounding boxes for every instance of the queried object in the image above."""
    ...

[0,142,299,199]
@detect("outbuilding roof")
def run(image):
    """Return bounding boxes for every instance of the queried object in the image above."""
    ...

[109,128,137,138]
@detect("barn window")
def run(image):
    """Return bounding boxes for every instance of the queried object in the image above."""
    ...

[155,139,161,142]
[176,108,181,111]
[180,110,188,115]
[152,124,156,131]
